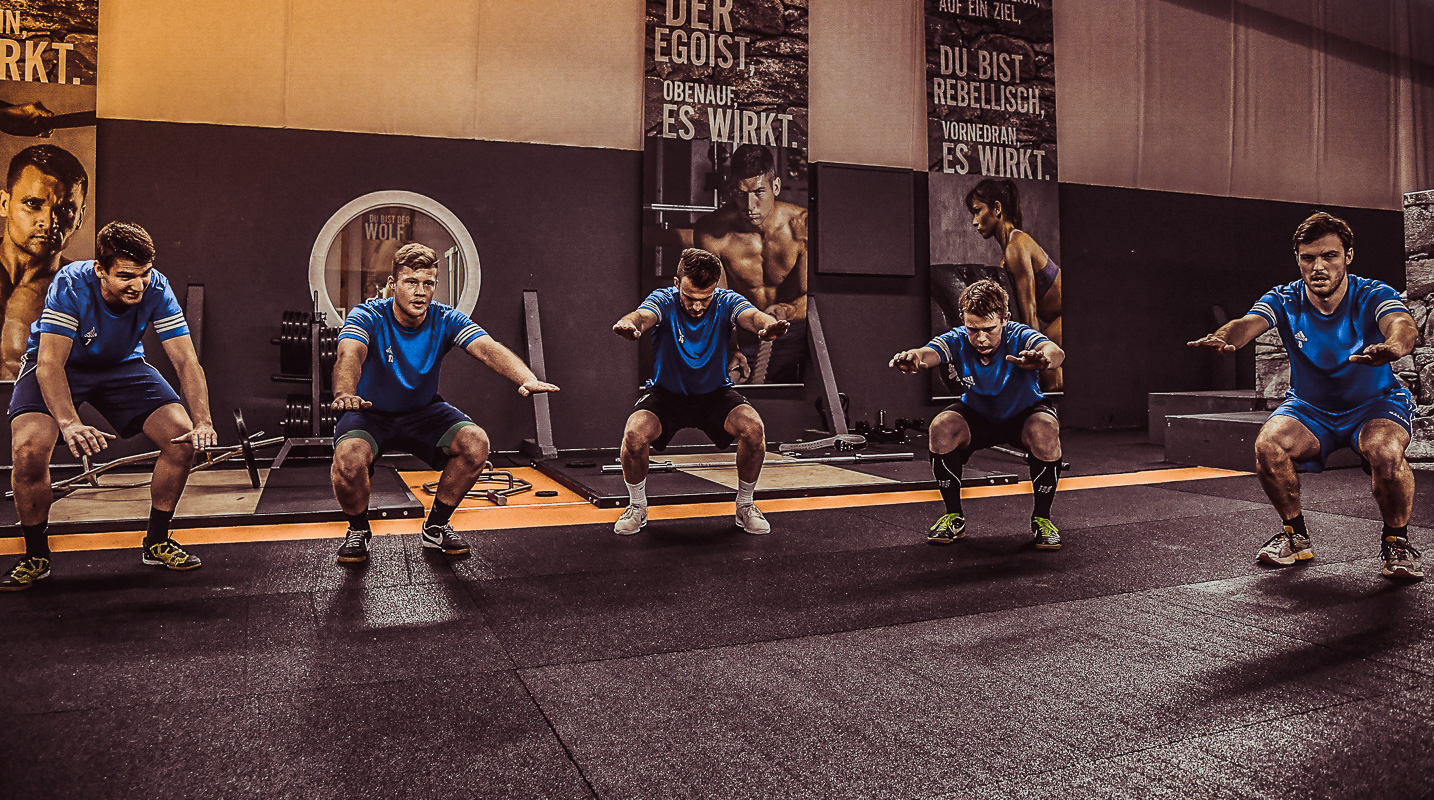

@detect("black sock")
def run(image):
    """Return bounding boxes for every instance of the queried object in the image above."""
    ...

[21,522,49,559]
[145,507,174,546]
[426,499,458,529]
[1383,523,1408,541]
[1283,513,1307,537]
[931,451,965,515]
[1029,458,1061,520]
[345,510,371,533]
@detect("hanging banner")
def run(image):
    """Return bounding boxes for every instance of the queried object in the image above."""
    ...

[642,0,809,388]
[0,1,98,380]
[926,0,1062,394]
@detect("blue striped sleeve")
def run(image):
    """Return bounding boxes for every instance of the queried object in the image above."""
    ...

[447,309,489,349]
[1366,280,1410,322]
[638,289,666,324]
[149,273,191,341]
[338,305,376,346]
[36,272,82,338]
[1249,290,1283,328]
[925,331,957,364]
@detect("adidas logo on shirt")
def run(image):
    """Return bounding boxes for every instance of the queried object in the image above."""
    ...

[385,346,395,363]
[1294,331,1308,348]
[82,327,98,345]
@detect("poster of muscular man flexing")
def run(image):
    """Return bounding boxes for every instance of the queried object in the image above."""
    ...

[642,0,809,387]
[0,1,97,381]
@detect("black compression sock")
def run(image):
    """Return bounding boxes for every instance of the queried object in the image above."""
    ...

[426,499,458,529]
[345,510,371,532]
[1383,523,1408,541]
[931,451,965,515]
[21,522,49,559]
[1029,458,1061,519]
[145,507,175,546]
[1283,513,1307,536]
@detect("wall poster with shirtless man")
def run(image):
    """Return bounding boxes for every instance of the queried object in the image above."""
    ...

[925,0,1060,395]
[0,1,99,381]
[641,0,809,388]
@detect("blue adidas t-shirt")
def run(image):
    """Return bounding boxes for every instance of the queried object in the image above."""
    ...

[926,321,1049,422]
[21,260,189,373]
[641,286,754,395]
[1249,275,1408,411]
[338,299,488,414]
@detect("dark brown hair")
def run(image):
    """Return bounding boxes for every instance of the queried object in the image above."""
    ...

[96,221,155,269]
[1292,212,1353,252]
[958,279,1010,319]
[392,242,438,278]
[965,178,1023,229]
[676,248,722,288]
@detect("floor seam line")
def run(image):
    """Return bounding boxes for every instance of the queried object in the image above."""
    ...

[514,669,602,800]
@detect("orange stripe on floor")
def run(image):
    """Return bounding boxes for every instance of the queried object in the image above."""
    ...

[0,466,1247,554]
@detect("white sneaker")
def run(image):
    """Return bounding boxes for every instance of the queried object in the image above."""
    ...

[735,503,771,535]
[614,504,647,535]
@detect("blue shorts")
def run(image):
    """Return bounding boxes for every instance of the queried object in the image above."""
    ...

[1269,389,1414,473]
[334,401,475,469]
[8,358,182,439]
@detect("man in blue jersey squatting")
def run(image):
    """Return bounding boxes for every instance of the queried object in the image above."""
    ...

[1190,212,1422,581]
[890,279,1066,549]
[330,243,558,564]
[611,248,789,535]
[1,222,217,590]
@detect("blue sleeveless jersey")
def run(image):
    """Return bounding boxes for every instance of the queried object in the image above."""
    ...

[641,286,754,395]
[338,299,487,414]
[21,261,189,373]
[926,321,1049,422]
[1249,275,1408,411]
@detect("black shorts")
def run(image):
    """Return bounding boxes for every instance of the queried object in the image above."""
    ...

[634,386,751,451]
[9,358,182,439]
[944,398,1058,454]
[334,401,475,469]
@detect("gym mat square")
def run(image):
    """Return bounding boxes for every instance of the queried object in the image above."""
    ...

[662,453,898,491]
[48,469,268,523]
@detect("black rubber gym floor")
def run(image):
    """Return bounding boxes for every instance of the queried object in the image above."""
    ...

[2,430,1431,799]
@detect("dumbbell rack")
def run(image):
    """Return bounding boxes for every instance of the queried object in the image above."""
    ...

[269,294,335,467]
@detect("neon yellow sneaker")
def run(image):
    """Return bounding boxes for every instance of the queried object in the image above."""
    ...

[142,539,202,570]
[0,556,51,591]
[928,513,966,545]
[1032,517,1061,550]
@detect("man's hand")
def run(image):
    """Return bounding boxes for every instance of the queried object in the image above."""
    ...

[888,349,928,374]
[1187,334,1236,353]
[758,318,790,341]
[59,421,115,458]
[1349,342,1403,366]
[1006,349,1052,371]
[172,422,217,451]
[330,393,373,411]
[518,380,560,397]
[727,351,751,383]
[613,319,642,340]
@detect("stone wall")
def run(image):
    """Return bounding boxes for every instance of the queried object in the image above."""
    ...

[1406,190,1434,458]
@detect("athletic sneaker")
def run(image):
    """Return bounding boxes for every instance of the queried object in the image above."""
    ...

[1381,536,1424,581]
[0,556,51,591]
[141,539,202,570]
[614,504,647,536]
[1257,527,1314,566]
[1032,517,1061,550]
[337,528,372,563]
[421,524,469,556]
[736,503,771,535]
[927,512,966,545]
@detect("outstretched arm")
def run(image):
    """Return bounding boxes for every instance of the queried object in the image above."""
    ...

[1187,313,1271,353]
[1007,339,1065,371]
[889,346,943,373]
[736,307,789,341]
[159,334,217,450]
[1350,311,1419,366]
[330,338,373,411]
[466,336,559,396]
[613,307,659,341]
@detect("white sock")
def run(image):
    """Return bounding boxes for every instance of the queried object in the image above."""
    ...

[626,479,647,507]
[736,479,757,506]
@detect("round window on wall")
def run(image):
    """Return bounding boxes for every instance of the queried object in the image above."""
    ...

[308,191,481,326]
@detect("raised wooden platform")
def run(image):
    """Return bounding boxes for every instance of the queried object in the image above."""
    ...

[1148,390,1269,444]
[1165,410,1361,472]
